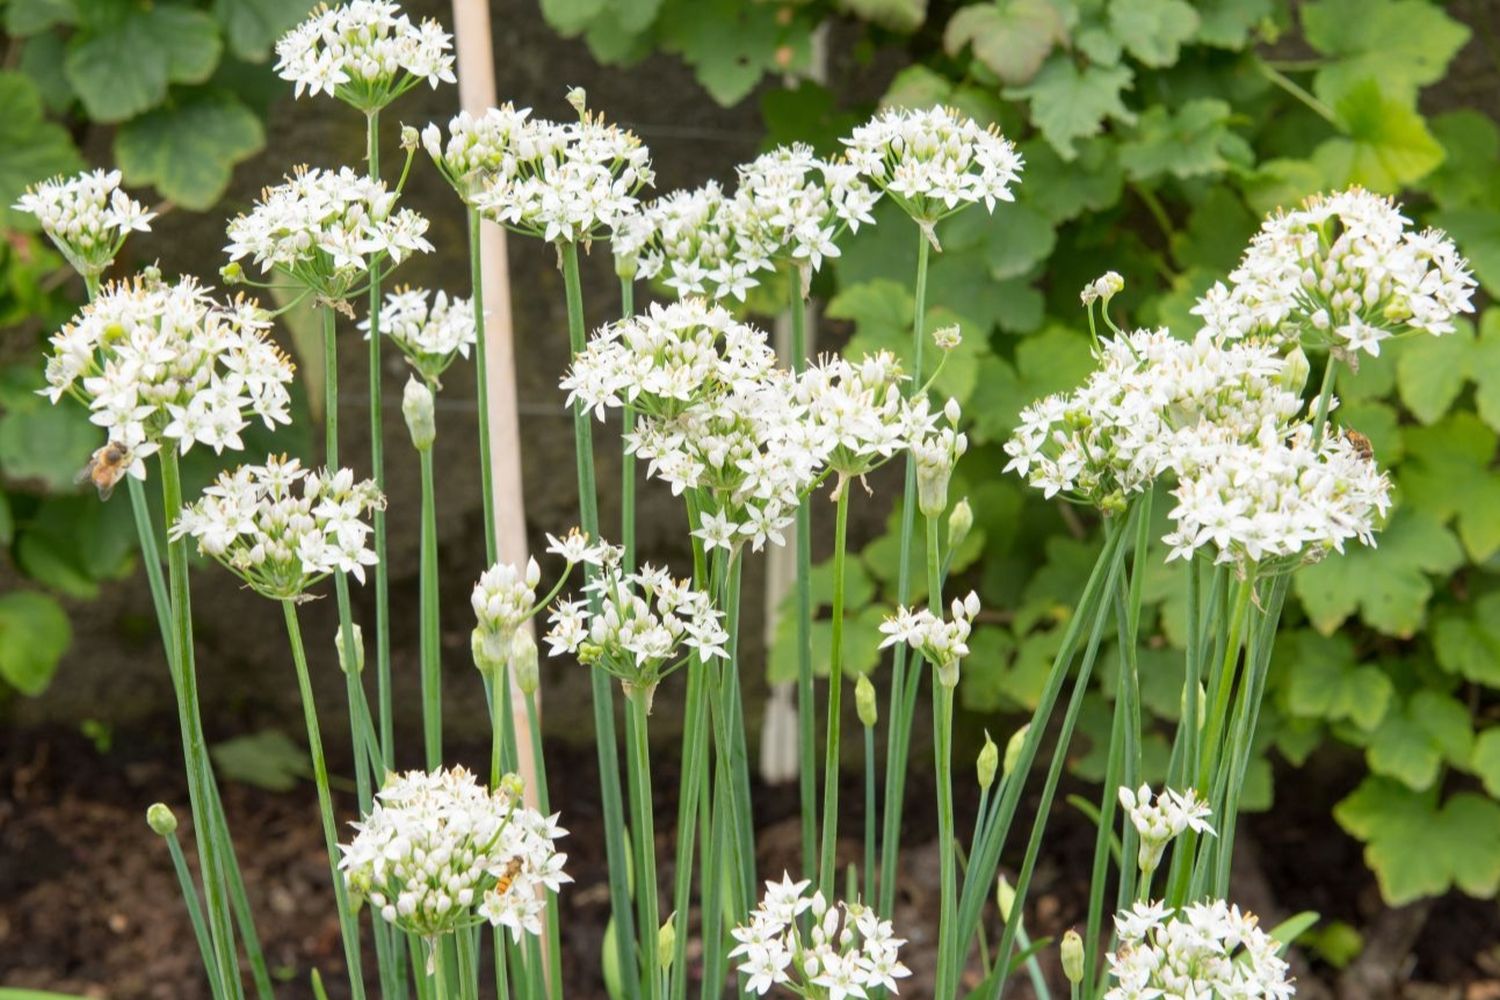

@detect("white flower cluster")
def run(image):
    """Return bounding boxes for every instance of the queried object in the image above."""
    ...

[546,549,728,699]
[619,144,878,300]
[1193,187,1475,356]
[841,106,1022,228]
[796,351,923,479]
[879,591,981,687]
[339,766,570,941]
[912,398,967,517]
[42,273,294,475]
[471,529,605,668]
[425,96,654,243]
[1117,785,1215,876]
[1162,421,1391,567]
[731,874,911,999]
[1105,899,1293,1000]
[275,0,455,109]
[363,288,476,383]
[172,456,385,598]
[225,166,432,299]
[14,169,154,278]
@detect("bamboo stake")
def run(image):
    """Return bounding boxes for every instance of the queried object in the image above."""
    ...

[450,0,539,808]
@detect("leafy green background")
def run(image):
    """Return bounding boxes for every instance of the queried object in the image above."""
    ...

[537,0,1500,907]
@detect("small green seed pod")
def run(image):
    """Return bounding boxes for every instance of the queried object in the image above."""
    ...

[146,802,178,837]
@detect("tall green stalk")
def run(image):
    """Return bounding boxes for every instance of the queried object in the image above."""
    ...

[625,686,661,998]
[467,208,498,565]
[878,230,932,915]
[788,275,818,881]
[930,516,959,1000]
[419,445,442,768]
[620,276,637,572]
[159,448,244,1000]
[818,477,853,896]
[365,109,394,764]
[560,240,639,1000]
[671,508,711,1000]
[282,601,367,1000]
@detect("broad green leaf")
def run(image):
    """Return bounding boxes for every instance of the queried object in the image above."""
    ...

[0,71,83,230]
[1004,56,1135,160]
[1338,401,1403,465]
[1429,209,1500,298]
[1241,158,1325,217]
[1293,507,1464,638]
[540,0,605,34]
[1422,111,1500,212]
[1120,99,1252,181]
[1313,81,1443,193]
[14,496,137,598]
[837,0,926,32]
[0,386,98,492]
[1395,319,1473,424]
[1107,0,1200,68]
[5,0,77,34]
[215,0,316,60]
[943,0,1067,87]
[1471,729,1500,799]
[18,32,76,113]
[1301,0,1469,104]
[1279,630,1392,732]
[969,325,1095,443]
[881,64,954,111]
[1171,188,1258,274]
[0,591,72,695]
[1431,592,1500,687]
[983,203,1056,280]
[760,82,860,157]
[115,90,264,210]
[1194,0,1270,49]
[1334,777,1500,904]
[1019,137,1124,224]
[1399,413,1500,562]
[64,1,223,123]
[827,279,992,404]
[1475,311,1500,432]
[1364,691,1471,791]
[658,0,799,106]
[211,729,311,791]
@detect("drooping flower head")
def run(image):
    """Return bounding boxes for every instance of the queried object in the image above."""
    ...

[275,0,455,109]
[1193,187,1475,356]
[545,545,728,703]
[339,766,569,942]
[362,287,476,384]
[840,105,1022,238]
[426,90,653,244]
[41,272,294,481]
[225,166,432,301]
[1105,899,1294,1000]
[731,874,912,998]
[172,455,386,599]
[13,169,155,280]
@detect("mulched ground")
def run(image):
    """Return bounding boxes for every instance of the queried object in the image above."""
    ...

[2,724,1496,999]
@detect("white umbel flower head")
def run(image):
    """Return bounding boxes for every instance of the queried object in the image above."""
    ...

[470,528,604,675]
[1193,187,1475,355]
[41,272,295,479]
[1117,785,1215,876]
[275,0,455,109]
[14,169,155,280]
[224,166,432,300]
[731,874,912,998]
[363,287,476,383]
[546,546,727,703]
[1105,899,1294,1000]
[340,766,569,941]
[172,455,386,599]
[796,351,921,479]
[841,105,1022,237]
[879,591,981,688]
[426,93,653,243]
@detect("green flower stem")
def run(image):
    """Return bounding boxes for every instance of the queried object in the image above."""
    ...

[365,108,394,767]
[419,445,442,768]
[126,479,273,1000]
[560,239,638,1000]
[625,686,661,999]
[164,829,228,1000]
[670,511,711,1000]
[699,779,730,1000]
[525,690,565,1000]
[877,228,932,916]
[281,600,366,1000]
[620,276,637,572]
[467,208,498,565]
[1170,558,1205,788]
[1197,577,1254,789]
[160,448,243,1000]
[989,525,1130,1000]
[717,552,755,913]
[818,477,854,896]
[863,723,876,904]
[789,273,817,881]
[956,515,1132,959]
[931,516,960,1000]
[1311,356,1339,440]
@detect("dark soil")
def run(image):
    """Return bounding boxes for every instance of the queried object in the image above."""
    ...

[2,724,1496,999]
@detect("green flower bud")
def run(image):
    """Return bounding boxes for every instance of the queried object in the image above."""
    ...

[499,772,525,801]
[403,377,436,451]
[977,731,998,791]
[219,261,245,285]
[472,627,507,678]
[855,672,878,728]
[146,802,178,837]
[1062,929,1085,984]
[1280,345,1311,396]
[947,497,973,551]
[995,875,1015,922]
[1004,724,1029,778]
[400,125,420,151]
[658,915,676,970]
[513,629,540,695]
[335,623,365,675]
[566,87,588,117]
[615,250,639,281]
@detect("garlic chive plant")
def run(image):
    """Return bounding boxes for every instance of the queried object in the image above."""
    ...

[26,1,1481,995]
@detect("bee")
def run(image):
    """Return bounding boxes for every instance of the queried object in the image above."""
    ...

[1344,429,1374,461]
[492,856,524,895]
[77,441,133,501]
